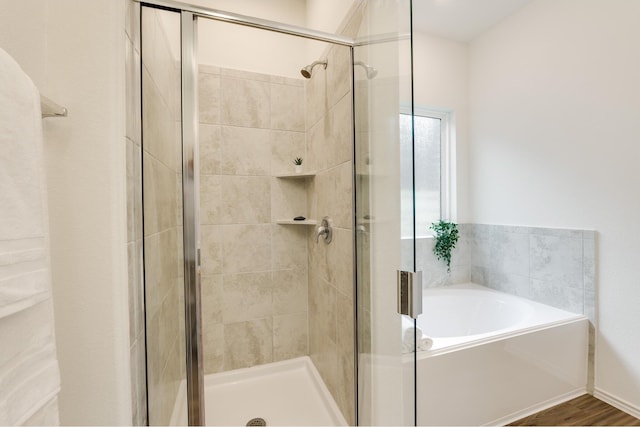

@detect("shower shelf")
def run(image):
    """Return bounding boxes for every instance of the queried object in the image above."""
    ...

[275,171,316,179]
[275,219,318,225]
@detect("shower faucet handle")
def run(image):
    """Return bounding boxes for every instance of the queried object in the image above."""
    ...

[316,216,333,244]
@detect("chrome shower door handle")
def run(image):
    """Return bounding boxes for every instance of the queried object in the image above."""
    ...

[316,216,333,244]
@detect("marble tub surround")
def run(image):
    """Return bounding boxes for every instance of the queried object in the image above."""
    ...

[407,223,473,288]
[415,223,597,390]
[413,224,596,324]
[469,224,596,323]
[198,65,310,375]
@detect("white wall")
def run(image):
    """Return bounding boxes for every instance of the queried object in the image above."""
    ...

[412,32,470,222]
[159,0,356,79]
[1,0,131,424]
[0,0,47,90]
[469,0,640,413]
[157,0,311,79]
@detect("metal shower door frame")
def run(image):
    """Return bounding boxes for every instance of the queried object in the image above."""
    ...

[137,1,359,425]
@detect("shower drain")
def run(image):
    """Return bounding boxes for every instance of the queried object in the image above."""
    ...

[246,417,267,427]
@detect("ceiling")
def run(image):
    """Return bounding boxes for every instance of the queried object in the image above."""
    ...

[412,0,533,42]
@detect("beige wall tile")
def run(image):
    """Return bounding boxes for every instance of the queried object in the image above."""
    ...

[271,83,305,132]
[223,272,273,323]
[328,227,354,298]
[224,319,273,370]
[220,126,271,175]
[271,224,308,270]
[200,175,271,224]
[199,175,222,225]
[125,41,141,146]
[199,72,220,124]
[142,154,179,236]
[143,69,178,171]
[202,323,224,375]
[221,67,270,82]
[270,177,308,222]
[220,77,270,128]
[273,313,308,361]
[272,268,308,316]
[337,345,355,424]
[305,66,327,130]
[127,242,136,344]
[201,274,223,325]
[141,9,179,115]
[270,75,304,86]
[222,224,271,273]
[271,130,306,175]
[309,276,336,346]
[199,64,220,75]
[309,322,338,400]
[307,116,332,172]
[326,45,351,109]
[203,322,224,375]
[200,225,223,276]
[315,162,353,230]
[329,95,354,167]
[199,124,221,175]
[219,176,271,224]
[143,229,179,316]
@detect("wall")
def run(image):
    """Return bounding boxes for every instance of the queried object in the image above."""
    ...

[0,0,131,424]
[0,0,47,90]
[157,0,310,80]
[305,39,356,425]
[139,7,187,426]
[198,64,309,373]
[125,1,146,425]
[44,0,131,424]
[469,0,640,415]
[412,31,470,223]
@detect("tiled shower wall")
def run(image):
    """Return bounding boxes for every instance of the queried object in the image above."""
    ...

[416,223,596,323]
[126,5,186,426]
[125,1,146,425]
[198,65,310,374]
[305,5,365,420]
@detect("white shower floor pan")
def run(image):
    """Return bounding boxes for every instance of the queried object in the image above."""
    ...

[170,356,348,426]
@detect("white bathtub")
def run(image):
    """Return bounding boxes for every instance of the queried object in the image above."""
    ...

[411,283,589,425]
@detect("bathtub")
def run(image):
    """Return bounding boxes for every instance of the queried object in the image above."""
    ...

[410,283,589,426]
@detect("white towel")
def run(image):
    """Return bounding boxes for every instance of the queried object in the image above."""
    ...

[401,315,434,353]
[0,47,60,426]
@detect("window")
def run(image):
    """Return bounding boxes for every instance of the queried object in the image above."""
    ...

[400,109,452,239]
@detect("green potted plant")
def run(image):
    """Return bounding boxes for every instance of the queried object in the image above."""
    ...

[430,220,459,273]
[293,157,303,173]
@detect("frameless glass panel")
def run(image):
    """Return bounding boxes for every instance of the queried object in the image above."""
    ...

[354,0,416,425]
[141,6,188,426]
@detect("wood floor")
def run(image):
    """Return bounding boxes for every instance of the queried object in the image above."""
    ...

[509,395,640,426]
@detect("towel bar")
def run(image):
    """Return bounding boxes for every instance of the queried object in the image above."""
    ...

[40,95,67,118]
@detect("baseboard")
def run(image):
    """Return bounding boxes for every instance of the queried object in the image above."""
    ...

[594,388,640,419]
[486,388,586,426]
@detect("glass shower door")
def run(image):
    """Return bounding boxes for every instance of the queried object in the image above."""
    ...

[354,0,417,425]
[141,5,202,425]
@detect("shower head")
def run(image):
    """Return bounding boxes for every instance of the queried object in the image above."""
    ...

[354,61,378,79]
[300,60,328,79]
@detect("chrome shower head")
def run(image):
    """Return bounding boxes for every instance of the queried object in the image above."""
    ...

[301,60,328,79]
[354,61,378,79]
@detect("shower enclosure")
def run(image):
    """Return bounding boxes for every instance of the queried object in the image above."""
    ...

[137,0,419,425]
